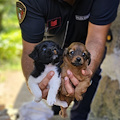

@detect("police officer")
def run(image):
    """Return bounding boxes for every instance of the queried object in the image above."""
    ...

[16,0,119,120]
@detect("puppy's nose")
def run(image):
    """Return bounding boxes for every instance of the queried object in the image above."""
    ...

[53,50,57,55]
[76,57,81,62]
[51,47,57,55]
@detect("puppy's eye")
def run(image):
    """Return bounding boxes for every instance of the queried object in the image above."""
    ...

[82,52,86,57]
[69,50,74,56]
[42,47,46,51]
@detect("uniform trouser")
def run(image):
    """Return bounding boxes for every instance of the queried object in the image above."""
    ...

[70,68,102,120]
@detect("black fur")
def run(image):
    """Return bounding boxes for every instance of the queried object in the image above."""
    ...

[29,41,63,78]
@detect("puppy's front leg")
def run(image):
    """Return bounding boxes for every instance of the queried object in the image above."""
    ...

[61,77,68,95]
[54,96,68,108]
[75,83,83,101]
[28,76,42,102]
[47,88,56,106]
[47,75,61,106]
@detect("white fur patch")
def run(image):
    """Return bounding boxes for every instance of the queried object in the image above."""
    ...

[28,63,68,107]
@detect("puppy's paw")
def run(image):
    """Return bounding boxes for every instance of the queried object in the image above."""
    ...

[34,97,42,102]
[60,101,68,108]
[75,94,83,101]
[47,97,56,106]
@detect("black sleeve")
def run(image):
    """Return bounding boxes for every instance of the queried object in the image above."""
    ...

[19,0,47,43]
[89,0,119,25]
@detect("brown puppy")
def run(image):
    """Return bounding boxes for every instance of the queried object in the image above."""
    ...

[58,42,91,118]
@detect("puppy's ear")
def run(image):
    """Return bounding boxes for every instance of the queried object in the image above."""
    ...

[87,51,91,65]
[63,48,68,56]
[29,47,38,61]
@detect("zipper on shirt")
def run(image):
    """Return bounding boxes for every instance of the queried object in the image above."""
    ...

[61,1,80,49]
[61,20,69,49]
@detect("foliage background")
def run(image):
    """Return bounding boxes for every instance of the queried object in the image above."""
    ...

[0,0,22,70]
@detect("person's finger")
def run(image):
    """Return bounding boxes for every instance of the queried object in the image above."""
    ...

[42,88,49,99]
[64,76,75,96]
[39,71,54,90]
[67,70,79,86]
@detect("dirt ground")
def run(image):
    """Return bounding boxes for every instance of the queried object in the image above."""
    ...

[0,70,33,119]
[0,70,32,109]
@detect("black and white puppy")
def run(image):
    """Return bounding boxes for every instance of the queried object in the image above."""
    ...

[28,40,68,107]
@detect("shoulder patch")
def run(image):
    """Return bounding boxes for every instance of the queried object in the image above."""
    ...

[16,1,26,24]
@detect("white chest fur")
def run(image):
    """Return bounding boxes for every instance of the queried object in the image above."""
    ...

[33,63,59,84]
[28,63,64,106]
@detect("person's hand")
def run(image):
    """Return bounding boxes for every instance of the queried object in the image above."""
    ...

[38,71,55,99]
[64,68,92,100]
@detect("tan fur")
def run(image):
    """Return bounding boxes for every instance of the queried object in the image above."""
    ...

[58,42,91,118]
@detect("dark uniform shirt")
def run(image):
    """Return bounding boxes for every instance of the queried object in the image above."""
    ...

[18,0,119,48]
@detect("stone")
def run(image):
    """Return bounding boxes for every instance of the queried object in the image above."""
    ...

[0,109,10,120]
[91,76,120,120]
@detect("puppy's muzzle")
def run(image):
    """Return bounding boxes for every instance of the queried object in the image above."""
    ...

[71,57,83,66]
[47,47,57,55]
[76,57,81,62]
[47,47,59,60]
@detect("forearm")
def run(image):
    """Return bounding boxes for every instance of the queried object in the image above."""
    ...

[85,22,111,76]
[21,51,34,80]
[86,39,105,75]
[21,40,38,80]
